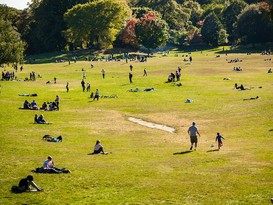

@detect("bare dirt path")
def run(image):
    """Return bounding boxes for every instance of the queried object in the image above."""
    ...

[128,117,176,134]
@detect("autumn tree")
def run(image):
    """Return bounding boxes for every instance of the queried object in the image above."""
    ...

[120,18,139,47]
[135,12,169,52]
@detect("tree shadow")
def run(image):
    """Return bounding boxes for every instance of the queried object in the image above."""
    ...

[207,149,219,152]
[173,150,193,155]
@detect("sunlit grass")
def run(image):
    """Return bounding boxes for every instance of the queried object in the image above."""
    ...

[0,47,272,204]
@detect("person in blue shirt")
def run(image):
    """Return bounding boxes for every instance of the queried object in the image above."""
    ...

[215,132,225,150]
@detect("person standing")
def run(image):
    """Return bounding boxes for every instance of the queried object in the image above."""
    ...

[101,69,105,79]
[81,79,85,92]
[187,122,200,151]
[66,82,69,92]
[129,72,133,84]
[143,68,147,76]
[215,132,224,150]
[93,89,100,101]
[55,95,60,110]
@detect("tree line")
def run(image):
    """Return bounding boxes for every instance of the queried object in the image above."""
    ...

[1,0,273,64]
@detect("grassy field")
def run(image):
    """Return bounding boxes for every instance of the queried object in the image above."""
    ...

[0,47,272,204]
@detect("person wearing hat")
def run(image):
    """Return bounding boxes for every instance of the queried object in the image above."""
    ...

[187,122,201,151]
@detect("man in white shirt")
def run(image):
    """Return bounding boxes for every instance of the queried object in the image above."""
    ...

[188,122,201,151]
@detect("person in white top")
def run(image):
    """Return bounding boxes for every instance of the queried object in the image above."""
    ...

[187,122,200,151]
[92,140,107,154]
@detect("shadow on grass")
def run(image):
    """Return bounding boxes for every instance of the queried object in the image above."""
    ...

[207,149,219,152]
[173,150,193,155]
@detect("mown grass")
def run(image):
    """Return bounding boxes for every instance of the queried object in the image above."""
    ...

[0,47,272,204]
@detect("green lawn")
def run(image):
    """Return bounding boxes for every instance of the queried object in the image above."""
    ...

[0,47,272,204]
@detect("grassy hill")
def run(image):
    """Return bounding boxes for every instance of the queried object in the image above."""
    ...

[0,47,272,204]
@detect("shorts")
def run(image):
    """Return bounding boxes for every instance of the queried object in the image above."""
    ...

[190,136,198,144]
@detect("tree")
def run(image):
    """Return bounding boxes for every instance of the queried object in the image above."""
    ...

[120,18,139,47]
[65,0,129,49]
[223,0,247,42]
[201,12,224,46]
[236,3,273,44]
[135,12,169,52]
[0,19,25,64]
[25,0,89,53]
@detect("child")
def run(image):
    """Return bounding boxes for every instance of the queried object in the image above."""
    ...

[215,132,225,150]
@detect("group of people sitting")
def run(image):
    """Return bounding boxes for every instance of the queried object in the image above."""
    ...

[12,140,108,193]
[21,96,59,111]
[228,58,242,63]
[233,67,242,71]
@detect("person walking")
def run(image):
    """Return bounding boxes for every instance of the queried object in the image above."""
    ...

[101,69,105,79]
[215,132,224,150]
[81,79,85,92]
[143,68,147,76]
[66,82,69,92]
[129,72,133,84]
[187,122,200,151]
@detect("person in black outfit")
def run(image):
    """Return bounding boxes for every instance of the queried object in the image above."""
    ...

[18,175,42,192]
[129,72,133,84]
[81,79,85,91]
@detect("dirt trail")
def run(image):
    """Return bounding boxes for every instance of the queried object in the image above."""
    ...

[128,117,176,134]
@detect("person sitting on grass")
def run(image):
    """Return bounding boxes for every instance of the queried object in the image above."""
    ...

[30,100,38,110]
[34,114,47,124]
[23,100,30,109]
[40,102,47,110]
[12,175,42,193]
[91,140,108,155]
[37,156,71,174]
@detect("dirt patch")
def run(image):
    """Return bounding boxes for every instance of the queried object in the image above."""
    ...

[128,117,176,134]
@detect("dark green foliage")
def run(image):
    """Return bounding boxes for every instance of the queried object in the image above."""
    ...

[223,0,247,41]
[0,19,25,64]
[26,0,89,54]
[135,12,169,51]
[201,12,223,46]
[236,3,273,44]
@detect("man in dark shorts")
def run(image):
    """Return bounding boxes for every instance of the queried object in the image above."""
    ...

[188,122,201,151]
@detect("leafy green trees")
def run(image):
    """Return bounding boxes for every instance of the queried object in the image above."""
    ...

[135,12,169,51]
[26,0,89,53]
[0,19,25,64]
[236,2,273,44]
[201,12,226,46]
[64,0,129,49]
[223,0,247,41]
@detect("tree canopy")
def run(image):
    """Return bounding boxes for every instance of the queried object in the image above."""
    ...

[0,19,25,64]
[64,0,129,49]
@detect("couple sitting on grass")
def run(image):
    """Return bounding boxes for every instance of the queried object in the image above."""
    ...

[33,156,71,174]
[34,114,48,124]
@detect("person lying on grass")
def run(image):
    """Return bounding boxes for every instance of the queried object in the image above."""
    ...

[12,175,42,193]
[90,140,108,155]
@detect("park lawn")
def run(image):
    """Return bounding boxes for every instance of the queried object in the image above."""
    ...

[0,47,272,204]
